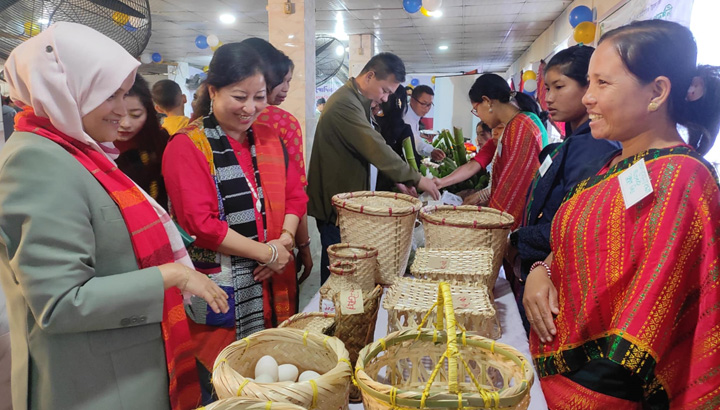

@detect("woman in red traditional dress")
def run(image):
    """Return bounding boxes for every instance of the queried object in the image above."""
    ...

[524,19,720,409]
[162,42,307,402]
[434,73,545,230]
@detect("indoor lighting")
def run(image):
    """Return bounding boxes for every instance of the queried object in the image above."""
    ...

[335,45,345,56]
[288,34,295,39]
[430,10,443,17]
[219,13,236,24]
[438,45,449,50]
[38,18,49,24]
[334,13,349,41]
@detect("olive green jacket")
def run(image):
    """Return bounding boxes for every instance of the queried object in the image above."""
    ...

[0,133,170,410]
[307,78,421,223]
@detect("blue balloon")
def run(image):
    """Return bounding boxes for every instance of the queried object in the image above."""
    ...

[569,6,593,28]
[123,22,137,32]
[403,0,422,14]
[195,35,208,49]
[410,78,420,86]
[523,89,536,97]
[152,52,162,63]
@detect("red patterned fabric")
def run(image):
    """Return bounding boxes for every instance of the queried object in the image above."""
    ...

[16,110,201,409]
[255,106,307,186]
[488,113,542,230]
[532,146,720,408]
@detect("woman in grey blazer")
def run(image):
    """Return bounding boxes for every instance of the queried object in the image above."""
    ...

[0,23,228,410]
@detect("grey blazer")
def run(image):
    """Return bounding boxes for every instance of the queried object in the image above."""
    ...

[0,132,171,410]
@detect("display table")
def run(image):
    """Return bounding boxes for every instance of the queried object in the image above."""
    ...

[302,274,548,409]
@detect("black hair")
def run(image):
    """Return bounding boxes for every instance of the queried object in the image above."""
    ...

[316,97,326,106]
[412,85,434,99]
[240,37,294,91]
[600,19,720,155]
[477,121,492,134]
[469,73,547,122]
[151,79,183,111]
[545,45,594,87]
[128,74,169,155]
[359,52,406,83]
[376,84,421,168]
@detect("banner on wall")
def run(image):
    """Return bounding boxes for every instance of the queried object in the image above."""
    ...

[599,0,695,37]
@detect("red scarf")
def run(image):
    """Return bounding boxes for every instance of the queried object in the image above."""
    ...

[15,110,201,410]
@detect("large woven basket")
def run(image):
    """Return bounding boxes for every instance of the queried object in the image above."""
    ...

[328,243,378,289]
[410,248,494,288]
[384,277,501,339]
[212,328,352,410]
[332,191,422,284]
[200,398,305,410]
[356,282,533,410]
[319,261,373,311]
[420,205,514,286]
[278,312,335,334]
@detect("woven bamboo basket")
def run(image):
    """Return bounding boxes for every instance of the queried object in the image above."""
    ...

[200,398,305,410]
[383,278,501,339]
[420,205,514,287]
[410,248,495,288]
[332,191,422,284]
[328,243,378,289]
[212,328,352,410]
[319,261,373,311]
[278,312,335,334]
[356,282,533,410]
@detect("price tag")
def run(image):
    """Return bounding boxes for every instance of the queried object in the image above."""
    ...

[539,155,552,177]
[427,256,449,270]
[321,299,336,314]
[441,190,463,206]
[339,289,364,315]
[452,294,472,309]
[618,159,653,209]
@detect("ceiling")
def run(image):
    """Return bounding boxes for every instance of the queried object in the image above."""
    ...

[144,0,573,74]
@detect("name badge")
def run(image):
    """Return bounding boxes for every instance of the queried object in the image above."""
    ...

[618,159,653,209]
[539,155,552,177]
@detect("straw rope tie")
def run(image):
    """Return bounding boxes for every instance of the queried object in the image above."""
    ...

[389,387,398,409]
[265,401,273,410]
[379,338,387,351]
[458,392,463,409]
[338,358,357,386]
[303,330,309,346]
[236,378,250,396]
[213,358,227,372]
[309,379,319,409]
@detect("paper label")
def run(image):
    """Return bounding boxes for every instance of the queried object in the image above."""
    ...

[539,155,552,177]
[618,159,653,209]
[427,256,449,270]
[339,289,364,315]
[452,294,472,309]
[441,190,463,206]
[320,299,336,314]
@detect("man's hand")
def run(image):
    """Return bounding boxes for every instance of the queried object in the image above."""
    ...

[417,176,440,200]
[396,183,418,197]
[430,149,446,162]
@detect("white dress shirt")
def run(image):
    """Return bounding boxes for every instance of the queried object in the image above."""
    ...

[403,107,435,157]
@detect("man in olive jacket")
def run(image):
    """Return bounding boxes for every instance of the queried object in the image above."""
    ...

[308,52,439,283]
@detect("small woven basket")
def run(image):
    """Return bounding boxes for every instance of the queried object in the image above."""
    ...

[200,398,305,410]
[384,278,501,339]
[420,206,514,286]
[332,191,422,283]
[410,248,495,288]
[212,328,352,410]
[278,312,336,334]
[328,243,379,289]
[319,261,371,311]
[356,282,533,410]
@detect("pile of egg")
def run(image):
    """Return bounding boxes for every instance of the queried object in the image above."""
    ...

[252,355,322,383]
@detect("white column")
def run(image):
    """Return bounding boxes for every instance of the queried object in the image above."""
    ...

[348,34,375,78]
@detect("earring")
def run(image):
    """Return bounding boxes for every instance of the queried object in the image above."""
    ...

[488,105,493,113]
[209,99,214,116]
[648,101,659,112]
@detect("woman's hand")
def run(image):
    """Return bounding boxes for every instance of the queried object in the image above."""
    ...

[296,245,313,284]
[433,177,445,190]
[252,240,294,281]
[160,263,229,314]
[523,265,559,343]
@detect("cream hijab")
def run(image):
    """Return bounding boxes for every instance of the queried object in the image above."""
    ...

[4,22,194,271]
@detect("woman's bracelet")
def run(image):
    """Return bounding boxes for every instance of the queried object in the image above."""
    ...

[180,266,191,292]
[258,243,278,266]
[296,238,311,249]
[281,228,295,248]
[530,261,552,278]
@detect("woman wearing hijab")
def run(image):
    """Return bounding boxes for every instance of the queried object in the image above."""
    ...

[0,22,228,410]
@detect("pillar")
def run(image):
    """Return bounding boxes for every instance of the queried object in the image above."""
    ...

[348,34,376,77]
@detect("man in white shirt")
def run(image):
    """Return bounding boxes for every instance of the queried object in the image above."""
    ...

[404,85,445,161]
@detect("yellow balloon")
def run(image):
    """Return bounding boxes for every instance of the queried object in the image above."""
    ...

[24,22,40,37]
[573,21,596,45]
[420,6,431,17]
[112,11,129,26]
[203,66,209,73]
[431,76,436,84]
[211,41,223,52]
[522,70,537,81]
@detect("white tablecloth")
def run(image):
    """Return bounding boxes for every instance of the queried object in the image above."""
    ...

[302,275,548,410]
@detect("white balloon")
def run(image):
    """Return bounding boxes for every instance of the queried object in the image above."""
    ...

[207,34,220,48]
[423,0,442,12]
[140,53,152,64]
[524,79,538,92]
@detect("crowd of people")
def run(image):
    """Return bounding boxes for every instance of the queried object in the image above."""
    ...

[0,16,718,410]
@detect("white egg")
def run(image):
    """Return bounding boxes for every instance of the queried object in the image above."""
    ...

[298,370,321,382]
[278,364,299,382]
[254,374,275,384]
[254,355,279,381]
